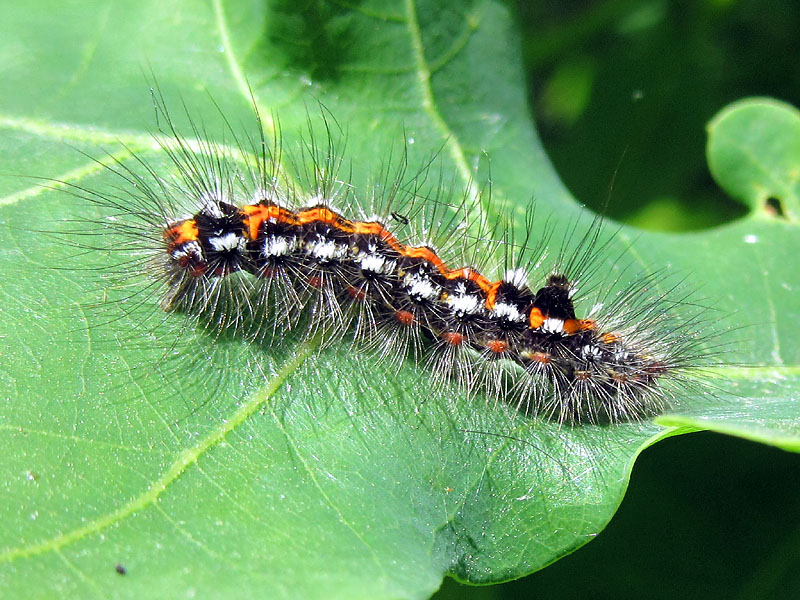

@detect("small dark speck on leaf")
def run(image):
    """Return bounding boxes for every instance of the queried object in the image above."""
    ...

[765,197,786,218]
[115,564,127,575]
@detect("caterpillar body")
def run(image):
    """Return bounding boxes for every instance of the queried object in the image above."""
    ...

[67,96,708,424]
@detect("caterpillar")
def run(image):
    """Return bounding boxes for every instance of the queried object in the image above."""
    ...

[62,93,710,425]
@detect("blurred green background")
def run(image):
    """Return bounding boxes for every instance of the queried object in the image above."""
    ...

[436,0,800,597]
[521,0,799,231]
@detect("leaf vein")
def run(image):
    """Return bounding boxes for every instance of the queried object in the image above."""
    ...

[0,344,314,563]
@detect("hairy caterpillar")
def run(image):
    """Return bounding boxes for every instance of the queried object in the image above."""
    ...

[61,92,711,424]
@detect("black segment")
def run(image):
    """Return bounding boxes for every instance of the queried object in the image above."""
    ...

[533,273,576,321]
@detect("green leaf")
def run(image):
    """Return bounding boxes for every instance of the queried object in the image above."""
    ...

[657,96,800,452]
[707,97,800,219]
[0,1,797,599]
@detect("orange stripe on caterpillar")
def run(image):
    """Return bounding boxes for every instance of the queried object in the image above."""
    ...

[164,219,199,246]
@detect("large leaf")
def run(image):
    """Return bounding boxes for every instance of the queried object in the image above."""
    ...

[0,1,797,598]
